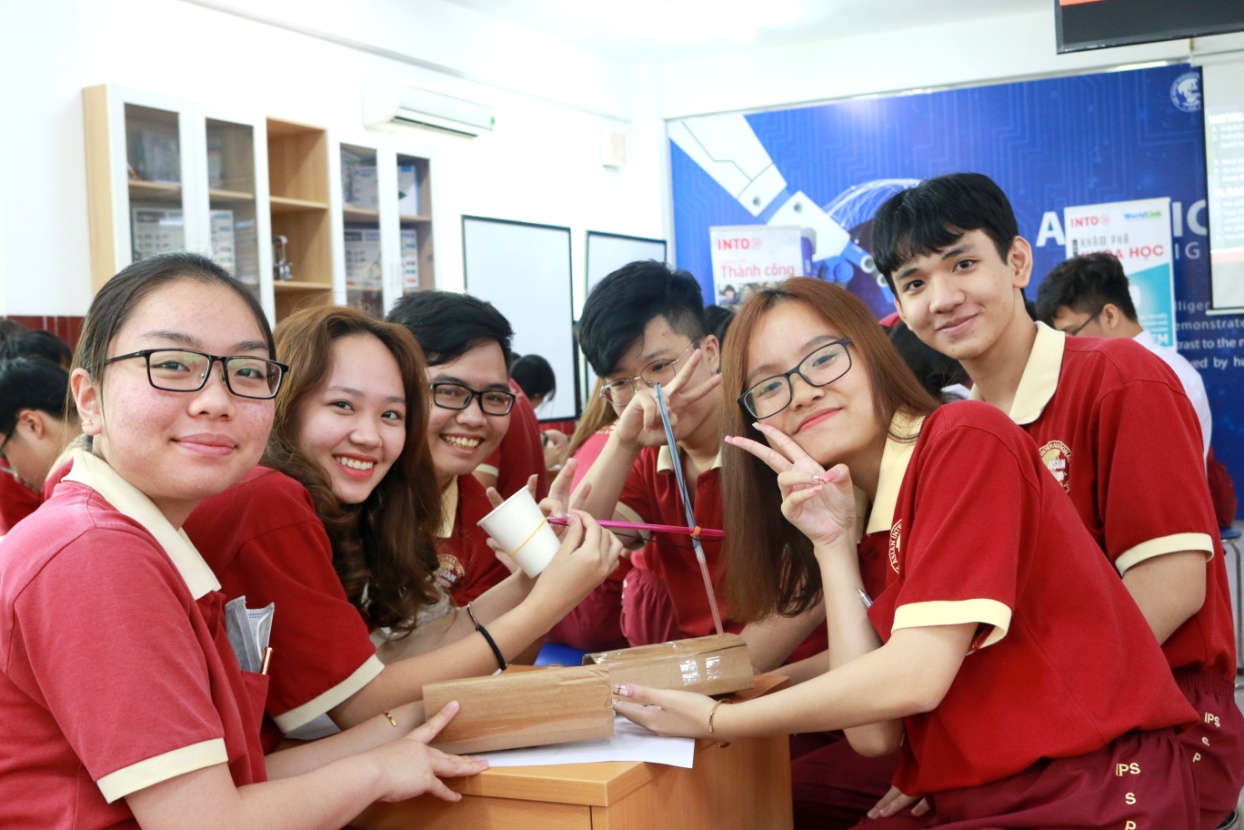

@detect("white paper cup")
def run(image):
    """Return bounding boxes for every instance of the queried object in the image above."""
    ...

[477,488,560,577]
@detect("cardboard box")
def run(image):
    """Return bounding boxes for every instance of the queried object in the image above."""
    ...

[423,665,614,755]
[584,633,755,697]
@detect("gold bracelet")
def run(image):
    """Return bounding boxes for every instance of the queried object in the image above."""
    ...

[707,699,732,734]
[383,710,398,727]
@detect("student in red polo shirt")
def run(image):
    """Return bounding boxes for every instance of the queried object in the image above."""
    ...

[0,357,80,530]
[185,306,620,747]
[613,278,1199,828]
[872,173,1243,829]
[0,253,486,830]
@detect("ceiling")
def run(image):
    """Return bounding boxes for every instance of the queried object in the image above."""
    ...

[442,0,1050,63]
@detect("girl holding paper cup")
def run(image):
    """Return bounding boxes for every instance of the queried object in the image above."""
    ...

[612,279,1198,828]
[184,305,621,746]
[0,253,486,829]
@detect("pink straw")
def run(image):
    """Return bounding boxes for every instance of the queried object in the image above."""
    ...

[547,516,723,539]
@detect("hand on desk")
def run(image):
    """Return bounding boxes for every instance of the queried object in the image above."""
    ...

[611,683,718,740]
[372,701,489,804]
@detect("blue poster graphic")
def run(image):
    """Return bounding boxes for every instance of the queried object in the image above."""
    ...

[670,64,1244,514]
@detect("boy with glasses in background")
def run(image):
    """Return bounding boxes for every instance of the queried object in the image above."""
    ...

[387,291,523,606]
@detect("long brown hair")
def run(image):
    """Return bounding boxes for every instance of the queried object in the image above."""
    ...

[265,306,442,633]
[568,377,617,457]
[721,279,939,620]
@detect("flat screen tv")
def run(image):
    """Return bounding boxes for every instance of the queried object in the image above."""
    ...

[1056,0,1244,54]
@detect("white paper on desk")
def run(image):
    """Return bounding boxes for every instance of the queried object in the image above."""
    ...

[477,715,695,768]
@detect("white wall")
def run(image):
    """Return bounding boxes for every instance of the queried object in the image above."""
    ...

[0,0,667,315]
[653,10,1244,119]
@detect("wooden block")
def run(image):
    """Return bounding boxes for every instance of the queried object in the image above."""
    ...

[584,634,755,697]
[424,665,614,754]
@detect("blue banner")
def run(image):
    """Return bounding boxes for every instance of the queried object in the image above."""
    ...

[670,64,1244,514]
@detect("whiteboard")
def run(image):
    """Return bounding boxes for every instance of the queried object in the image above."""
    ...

[586,231,667,292]
[463,216,577,420]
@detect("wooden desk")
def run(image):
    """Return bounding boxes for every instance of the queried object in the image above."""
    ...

[354,676,793,830]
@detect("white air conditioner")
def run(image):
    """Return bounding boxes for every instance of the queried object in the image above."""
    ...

[362,80,495,138]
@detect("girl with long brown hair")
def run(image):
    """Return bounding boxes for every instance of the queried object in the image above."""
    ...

[614,278,1199,828]
[186,305,621,746]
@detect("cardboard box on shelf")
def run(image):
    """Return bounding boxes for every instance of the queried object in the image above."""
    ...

[423,665,614,755]
[584,633,755,697]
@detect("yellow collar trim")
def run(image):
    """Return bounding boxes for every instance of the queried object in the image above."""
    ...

[656,444,724,473]
[63,447,220,599]
[969,322,1064,426]
[864,412,925,535]
[437,477,460,539]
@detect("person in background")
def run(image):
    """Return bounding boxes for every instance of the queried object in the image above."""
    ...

[509,353,556,410]
[0,357,81,495]
[1036,250,1212,460]
[547,377,631,653]
[0,328,74,368]
[614,278,1199,829]
[0,252,488,830]
[873,172,1242,828]
[185,305,620,748]
[886,321,970,402]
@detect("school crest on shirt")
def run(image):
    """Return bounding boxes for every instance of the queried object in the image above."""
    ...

[436,553,465,589]
[1039,440,1072,492]
[888,520,902,575]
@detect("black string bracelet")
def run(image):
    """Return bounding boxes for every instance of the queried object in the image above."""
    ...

[465,603,507,672]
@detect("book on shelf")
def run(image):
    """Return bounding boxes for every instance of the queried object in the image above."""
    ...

[401,228,419,292]
[131,208,184,261]
[210,209,236,274]
[344,229,383,290]
[398,164,419,215]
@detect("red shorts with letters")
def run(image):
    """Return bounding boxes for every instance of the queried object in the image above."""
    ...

[1176,668,1244,830]
[853,728,1196,830]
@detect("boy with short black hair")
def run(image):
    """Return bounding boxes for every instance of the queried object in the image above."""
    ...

[873,172,1242,829]
[576,260,826,663]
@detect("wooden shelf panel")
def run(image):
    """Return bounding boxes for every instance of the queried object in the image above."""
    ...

[343,207,380,223]
[129,180,182,202]
[400,214,432,225]
[271,195,329,213]
[209,188,255,203]
[274,280,332,292]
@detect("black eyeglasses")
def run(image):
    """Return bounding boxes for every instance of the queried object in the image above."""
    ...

[0,430,11,463]
[103,349,288,399]
[430,382,516,416]
[599,342,698,407]
[1066,309,1103,337]
[739,338,853,420]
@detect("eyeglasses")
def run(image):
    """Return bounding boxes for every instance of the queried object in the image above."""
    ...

[1066,309,1103,337]
[103,349,288,399]
[431,382,516,416]
[599,342,698,408]
[0,430,11,464]
[739,338,854,420]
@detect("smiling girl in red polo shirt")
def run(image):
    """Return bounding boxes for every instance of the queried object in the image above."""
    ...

[613,278,1199,828]
[185,305,620,745]
[0,253,486,830]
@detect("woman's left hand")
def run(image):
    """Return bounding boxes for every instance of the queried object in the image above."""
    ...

[725,423,856,548]
[611,683,718,739]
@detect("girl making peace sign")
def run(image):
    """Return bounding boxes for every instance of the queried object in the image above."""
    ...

[613,278,1199,828]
